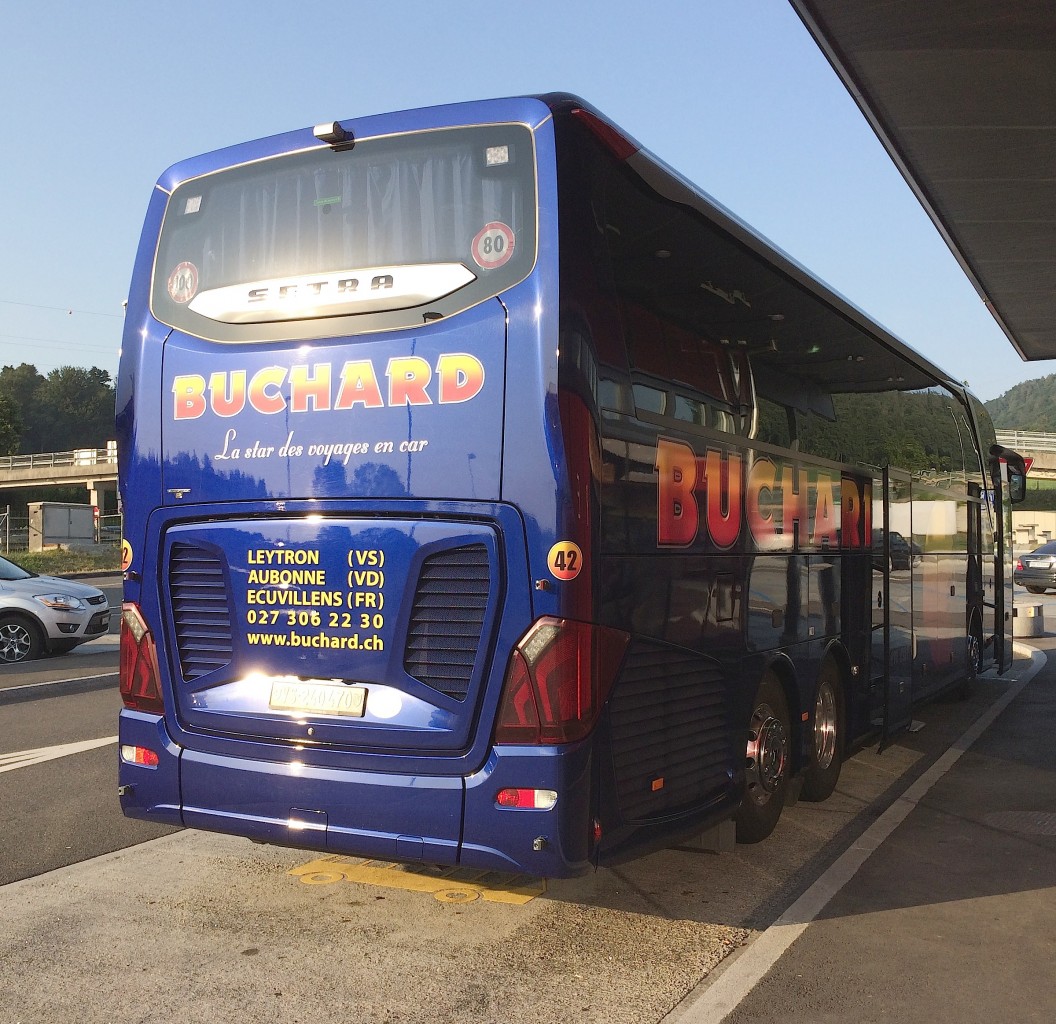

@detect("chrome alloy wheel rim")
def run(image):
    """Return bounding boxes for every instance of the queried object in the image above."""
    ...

[0,622,32,663]
[813,680,838,771]
[967,631,982,678]
[745,701,788,806]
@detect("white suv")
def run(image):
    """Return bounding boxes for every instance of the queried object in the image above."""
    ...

[0,556,111,662]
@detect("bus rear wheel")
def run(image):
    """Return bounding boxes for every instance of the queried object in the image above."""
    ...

[735,673,791,844]
[957,614,984,700]
[802,661,843,802]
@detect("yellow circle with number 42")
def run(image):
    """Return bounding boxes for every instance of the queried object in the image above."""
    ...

[547,541,583,581]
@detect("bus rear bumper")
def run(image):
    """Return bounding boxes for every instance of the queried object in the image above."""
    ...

[178,746,464,866]
[117,711,595,877]
[117,710,184,826]
[461,743,595,876]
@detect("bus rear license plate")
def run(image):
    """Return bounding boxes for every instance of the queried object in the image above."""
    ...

[269,680,367,717]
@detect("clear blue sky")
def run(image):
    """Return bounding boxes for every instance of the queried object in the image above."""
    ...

[1,0,1050,402]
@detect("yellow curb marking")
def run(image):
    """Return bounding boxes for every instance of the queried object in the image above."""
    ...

[289,856,546,905]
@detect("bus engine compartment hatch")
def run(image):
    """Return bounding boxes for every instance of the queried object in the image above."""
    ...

[160,517,503,754]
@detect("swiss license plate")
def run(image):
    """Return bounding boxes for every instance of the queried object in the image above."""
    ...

[269,679,367,717]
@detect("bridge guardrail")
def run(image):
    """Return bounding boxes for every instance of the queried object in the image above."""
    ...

[0,444,117,471]
[996,430,1056,453]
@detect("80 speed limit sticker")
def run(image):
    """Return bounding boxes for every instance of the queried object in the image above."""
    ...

[471,222,515,270]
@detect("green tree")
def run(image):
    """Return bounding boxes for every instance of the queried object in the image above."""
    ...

[35,366,115,452]
[0,363,46,453]
[0,394,23,455]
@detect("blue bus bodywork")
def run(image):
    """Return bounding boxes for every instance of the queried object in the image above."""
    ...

[117,95,1019,876]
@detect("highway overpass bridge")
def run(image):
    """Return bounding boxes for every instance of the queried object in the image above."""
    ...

[0,443,117,510]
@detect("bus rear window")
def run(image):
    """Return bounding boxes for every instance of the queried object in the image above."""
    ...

[151,123,537,341]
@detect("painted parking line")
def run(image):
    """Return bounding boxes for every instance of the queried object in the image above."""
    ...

[289,856,547,905]
[0,736,117,774]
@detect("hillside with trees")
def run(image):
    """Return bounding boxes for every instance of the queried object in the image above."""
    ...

[0,363,114,455]
[985,374,1056,431]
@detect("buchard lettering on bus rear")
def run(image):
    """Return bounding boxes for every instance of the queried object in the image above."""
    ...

[172,353,485,420]
[158,299,506,505]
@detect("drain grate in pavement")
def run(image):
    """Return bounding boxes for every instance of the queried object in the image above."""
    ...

[984,811,1056,836]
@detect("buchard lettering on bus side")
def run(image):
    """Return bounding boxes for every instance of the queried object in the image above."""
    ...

[656,437,870,553]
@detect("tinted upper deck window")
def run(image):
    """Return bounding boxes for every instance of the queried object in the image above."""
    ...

[151,123,537,342]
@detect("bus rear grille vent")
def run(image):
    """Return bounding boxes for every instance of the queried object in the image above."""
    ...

[403,544,490,701]
[169,542,234,681]
[608,644,731,823]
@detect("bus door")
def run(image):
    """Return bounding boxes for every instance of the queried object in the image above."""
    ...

[873,467,914,746]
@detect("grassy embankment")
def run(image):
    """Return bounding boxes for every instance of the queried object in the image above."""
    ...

[10,547,122,576]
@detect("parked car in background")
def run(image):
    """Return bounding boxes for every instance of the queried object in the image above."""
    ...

[872,529,923,571]
[0,555,111,662]
[1014,540,1056,594]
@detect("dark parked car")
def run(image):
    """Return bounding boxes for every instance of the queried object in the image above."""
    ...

[1014,540,1056,594]
[872,529,922,571]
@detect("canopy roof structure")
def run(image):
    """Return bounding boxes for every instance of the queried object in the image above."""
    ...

[789,1,1056,361]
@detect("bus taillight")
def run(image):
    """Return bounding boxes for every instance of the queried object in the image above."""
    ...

[120,745,160,767]
[120,603,164,714]
[495,788,558,809]
[494,618,629,745]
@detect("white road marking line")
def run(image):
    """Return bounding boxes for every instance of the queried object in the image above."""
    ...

[0,671,117,697]
[0,736,118,773]
[669,644,1045,1024]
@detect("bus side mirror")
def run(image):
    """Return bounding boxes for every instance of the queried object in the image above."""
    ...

[990,444,1027,504]
[1008,467,1026,504]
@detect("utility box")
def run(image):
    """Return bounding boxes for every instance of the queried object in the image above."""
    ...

[28,502,97,552]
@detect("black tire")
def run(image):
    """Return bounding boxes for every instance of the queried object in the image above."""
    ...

[802,661,843,802]
[0,615,43,664]
[735,673,791,844]
[1025,585,1047,595]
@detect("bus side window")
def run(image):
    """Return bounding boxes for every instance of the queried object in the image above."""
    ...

[632,383,667,416]
[754,397,794,448]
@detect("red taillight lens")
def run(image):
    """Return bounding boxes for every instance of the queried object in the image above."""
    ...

[495,788,557,809]
[494,649,542,743]
[494,618,629,745]
[120,603,164,714]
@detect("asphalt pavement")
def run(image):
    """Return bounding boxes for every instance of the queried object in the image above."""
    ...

[672,636,1056,1023]
[3,582,1054,1022]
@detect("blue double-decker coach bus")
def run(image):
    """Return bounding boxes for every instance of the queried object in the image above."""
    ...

[117,94,1024,876]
